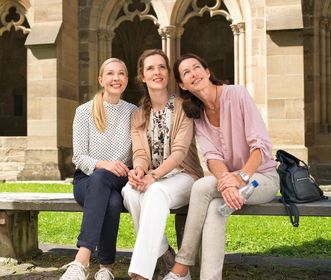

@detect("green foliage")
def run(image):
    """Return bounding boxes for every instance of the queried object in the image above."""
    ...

[1,183,330,259]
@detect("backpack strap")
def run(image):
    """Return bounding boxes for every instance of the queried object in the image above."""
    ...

[279,197,299,227]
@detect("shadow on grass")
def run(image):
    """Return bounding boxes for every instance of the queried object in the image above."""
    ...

[261,238,331,259]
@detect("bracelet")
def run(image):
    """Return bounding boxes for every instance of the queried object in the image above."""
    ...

[149,171,159,181]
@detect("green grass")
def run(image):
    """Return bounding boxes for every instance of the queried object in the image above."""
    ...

[1,183,330,259]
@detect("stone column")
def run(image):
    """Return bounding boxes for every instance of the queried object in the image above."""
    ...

[238,22,246,85]
[159,25,177,93]
[320,18,328,132]
[327,22,331,131]
[97,29,113,70]
[231,24,239,84]
[175,27,184,59]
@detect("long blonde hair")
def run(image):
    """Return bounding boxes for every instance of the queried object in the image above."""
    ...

[93,58,128,132]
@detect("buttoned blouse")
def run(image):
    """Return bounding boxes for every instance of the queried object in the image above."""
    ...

[72,99,137,175]
[194,84,276,173]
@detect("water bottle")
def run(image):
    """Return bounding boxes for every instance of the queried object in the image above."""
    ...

[218,180,259,216]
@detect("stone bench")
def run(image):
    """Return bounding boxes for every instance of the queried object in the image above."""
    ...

[0,192,330,259]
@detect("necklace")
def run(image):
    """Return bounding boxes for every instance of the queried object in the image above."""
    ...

[206,85,219,112]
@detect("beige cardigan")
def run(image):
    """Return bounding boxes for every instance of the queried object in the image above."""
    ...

[131,97,203,181]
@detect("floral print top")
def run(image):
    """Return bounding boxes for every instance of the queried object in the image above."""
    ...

[147,94,175,169]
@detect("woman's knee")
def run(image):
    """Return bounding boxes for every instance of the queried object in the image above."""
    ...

[107,191,123,213]
[89,169,118,190]
[121,184,140,207]
[191,176,217,197]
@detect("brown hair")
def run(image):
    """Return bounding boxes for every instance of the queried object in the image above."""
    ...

[93,58,128,132]
[136,49,171,128]
[173,53,223,119]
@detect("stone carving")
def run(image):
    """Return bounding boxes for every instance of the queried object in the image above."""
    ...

[0,2,30,36]
[180,0,232,27]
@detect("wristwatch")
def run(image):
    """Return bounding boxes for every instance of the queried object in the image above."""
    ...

[149,171,159,181]
[239,171,250,184]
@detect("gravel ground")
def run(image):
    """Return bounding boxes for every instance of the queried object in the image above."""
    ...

[0,245,330,280]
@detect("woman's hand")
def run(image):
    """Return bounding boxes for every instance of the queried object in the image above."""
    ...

[221,186,244,210]
[137,174,156,192]
[130,174,156,192]
[96,160,129,177]
[217,172,244,192]
[128,167,145,188]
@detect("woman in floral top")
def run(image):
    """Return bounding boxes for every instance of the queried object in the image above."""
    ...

[121,49,203,280]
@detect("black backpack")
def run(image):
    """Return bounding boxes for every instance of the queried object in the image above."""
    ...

[275,149,327,227]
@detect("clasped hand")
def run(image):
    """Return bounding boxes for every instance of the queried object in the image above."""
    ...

[217,172,245,210]
[128,168,155,192]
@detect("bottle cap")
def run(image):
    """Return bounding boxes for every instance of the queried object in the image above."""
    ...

[251,180,259,187]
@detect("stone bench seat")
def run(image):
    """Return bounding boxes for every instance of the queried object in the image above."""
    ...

[0,192,330,259]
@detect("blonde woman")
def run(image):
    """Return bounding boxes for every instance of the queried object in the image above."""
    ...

[121,49,203,280]
[60,58,137,280]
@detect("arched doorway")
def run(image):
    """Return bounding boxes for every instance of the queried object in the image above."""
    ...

[112,16,161,105]
[181,12,234,83]
[0,5,30,136]
[177,1,234,84]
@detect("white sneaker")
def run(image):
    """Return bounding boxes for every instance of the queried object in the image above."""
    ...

[163,271,191,280]
[59,260,89,280]
[94,267,115,280]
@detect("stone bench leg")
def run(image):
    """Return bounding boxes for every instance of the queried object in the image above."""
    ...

[0,210,41,259]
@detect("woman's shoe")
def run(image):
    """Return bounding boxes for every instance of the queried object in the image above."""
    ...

[162,271,191,280]
[59,260,89,280]
[94,267,115,280]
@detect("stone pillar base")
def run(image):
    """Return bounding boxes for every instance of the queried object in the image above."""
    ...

[0,211,41,259]
[17,149,61,180]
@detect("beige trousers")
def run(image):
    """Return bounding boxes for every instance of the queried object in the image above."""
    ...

[175,169,280,280]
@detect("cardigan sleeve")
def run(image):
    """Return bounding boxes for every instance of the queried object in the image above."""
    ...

[72,106,98,175]
[131,110,150,173]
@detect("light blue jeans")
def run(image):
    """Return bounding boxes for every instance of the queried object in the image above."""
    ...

[175,169,280,280]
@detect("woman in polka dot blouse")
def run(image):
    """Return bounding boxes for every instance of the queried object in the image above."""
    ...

[60,58,137,280]
[121,49,203,280]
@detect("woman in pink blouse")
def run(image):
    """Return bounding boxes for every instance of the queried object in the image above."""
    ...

[163,54,280,280]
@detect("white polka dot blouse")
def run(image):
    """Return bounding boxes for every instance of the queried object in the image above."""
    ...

[72,99,137,175]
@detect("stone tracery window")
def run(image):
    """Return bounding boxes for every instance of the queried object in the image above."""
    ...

[0,3,30,36]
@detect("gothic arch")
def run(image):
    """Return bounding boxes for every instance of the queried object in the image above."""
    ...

[171,0,244,25]
[150,0,171,27]
[85,0,162,100]
[171,0,247,85]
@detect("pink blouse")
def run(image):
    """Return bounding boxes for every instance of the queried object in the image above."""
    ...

[194,84,276,173]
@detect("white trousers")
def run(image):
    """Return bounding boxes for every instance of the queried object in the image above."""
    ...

[121,172,194,280]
